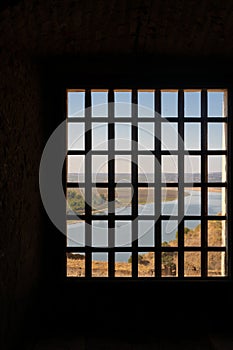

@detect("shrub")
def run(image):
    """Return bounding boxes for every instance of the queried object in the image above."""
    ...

[175,227,190,240]
[128,254,144,264]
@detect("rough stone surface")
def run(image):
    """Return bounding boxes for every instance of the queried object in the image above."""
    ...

[0,0,233,58]
[0,52,44,349]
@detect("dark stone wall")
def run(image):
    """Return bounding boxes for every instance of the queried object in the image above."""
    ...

[1,0,233,349]
[1,0,233,58]
[0,52,44,349]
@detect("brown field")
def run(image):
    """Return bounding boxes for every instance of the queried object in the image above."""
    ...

[67,252,155,278]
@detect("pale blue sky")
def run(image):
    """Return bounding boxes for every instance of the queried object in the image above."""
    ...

[68,90,226,175]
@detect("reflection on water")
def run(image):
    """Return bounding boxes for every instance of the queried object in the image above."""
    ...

[67,190,223,262]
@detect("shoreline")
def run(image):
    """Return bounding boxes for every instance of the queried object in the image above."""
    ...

[67,188,222,224]
[188,187,222,193]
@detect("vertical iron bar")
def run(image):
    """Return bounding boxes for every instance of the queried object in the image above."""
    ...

[226,89,231,277]
[201,89,208,277]
[178,90,184,277]
[132,89,138,278]
[108,89,115,277]
[85,89,92,277]
[155,90,162,278]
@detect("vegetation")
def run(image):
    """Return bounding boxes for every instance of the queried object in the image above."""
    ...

[67,189,85,214]
[67,189,107,214]
[67,187,183,215]
[175,227,190,240]
[67,220,224,277]
[161,241,176,271]
[128,254,144,264]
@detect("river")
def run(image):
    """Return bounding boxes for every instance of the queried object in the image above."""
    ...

[67,190,223,261]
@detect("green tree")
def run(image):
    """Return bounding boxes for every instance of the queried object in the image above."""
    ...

[161,242,175,270]
[67,189,85,212]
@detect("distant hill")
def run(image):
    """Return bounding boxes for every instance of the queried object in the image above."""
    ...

[68,172,222,183]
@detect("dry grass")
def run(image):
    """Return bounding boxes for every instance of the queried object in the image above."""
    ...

[67,252,155,277]
[67,220,225,277]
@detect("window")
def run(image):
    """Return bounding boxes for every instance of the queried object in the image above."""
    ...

[66,89,228,279]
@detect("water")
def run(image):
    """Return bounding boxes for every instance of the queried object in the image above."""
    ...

[67,190,223,262]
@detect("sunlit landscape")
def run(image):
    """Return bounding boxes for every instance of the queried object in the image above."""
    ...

[66,89,227,278]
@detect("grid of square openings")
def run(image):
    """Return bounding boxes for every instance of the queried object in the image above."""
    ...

[66,89,228,279]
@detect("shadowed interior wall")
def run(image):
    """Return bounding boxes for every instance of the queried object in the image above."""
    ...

[0,52,44,349]
[1,0,233,349]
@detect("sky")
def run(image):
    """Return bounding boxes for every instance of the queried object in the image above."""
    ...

[67,90,226,175]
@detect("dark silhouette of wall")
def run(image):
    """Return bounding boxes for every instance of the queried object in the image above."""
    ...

[0,55,44,348]
[1,1,233,349]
